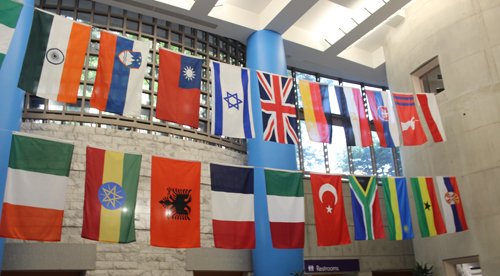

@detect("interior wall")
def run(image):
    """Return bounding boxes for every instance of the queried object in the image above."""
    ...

[383,0,500,275]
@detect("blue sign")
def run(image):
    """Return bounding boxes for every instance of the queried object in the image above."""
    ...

[98,182,126,210]
[304,259,360,273]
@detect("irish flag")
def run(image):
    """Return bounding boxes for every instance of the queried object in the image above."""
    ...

[265,169,304,249]
[0,133,74,241]
[82,147,141,243]
[0,0,23,69]
[18,9,91,104]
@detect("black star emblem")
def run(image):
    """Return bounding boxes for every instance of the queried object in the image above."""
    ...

[424,201,431,210]
[224,91,242,110]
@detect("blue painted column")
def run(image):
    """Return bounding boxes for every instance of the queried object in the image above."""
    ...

[0,0,34,269]
[246,30,303,276]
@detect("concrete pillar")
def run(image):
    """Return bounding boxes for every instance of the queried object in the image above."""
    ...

[246,30,303,276]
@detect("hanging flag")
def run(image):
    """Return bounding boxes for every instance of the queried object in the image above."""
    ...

[310,173,351,246]
[0,133,74,241]
[393,92,427,146]
[436,176,468,233]
[81,147,141,243]
[156,49,203,128]
[210,60,254,138]
[257,71,298,144]
[0,0,23,69]
[265,169,304,249]
[17,9,91,104]
[151,156,201,248]
[335,86,372,147]
[381,177,414,240]
[365,90,400,147]
[298,79,332,143]
[416,93,446,142]
[210,163,255,249]
[410,177,446,237]
[348,175,385,240]
[91,31,149,117]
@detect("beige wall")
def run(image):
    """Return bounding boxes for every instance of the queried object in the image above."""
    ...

[384,0,500,275]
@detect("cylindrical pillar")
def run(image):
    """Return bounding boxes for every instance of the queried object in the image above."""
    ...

[0,0,34,268]
[246,30,303,276]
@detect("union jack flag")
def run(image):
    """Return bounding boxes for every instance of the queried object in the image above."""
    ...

[257,71,298,144]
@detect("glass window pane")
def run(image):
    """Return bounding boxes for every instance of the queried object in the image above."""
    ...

[142,15,153,22]
[199,107,207,118]
[48,100,64,111]
[94,2,108,12]
[87,69,96,81]
[127,11,139,18]
[126,33,138,40]
[209,46,217,57]
[300,120,325,173]
[78,0,92,9]
[76,12,91,23]
[84,100,99,114]
[142,23,154,35]
[373,132,396,176]
[320,77,340,114]
[66,99,82,112]
[197,41,206,52]
[28,96,45,109]
[351,145,373,175]
[197,30,206,40]
[327,126,349,174]
[198,121,207,132]
[142,93,151,105]
[185,37,194,48]
[109,16,123,28]
[93,14,107,25]
[91,28,102,39]
[157,28,168,39]
[295,71,316,108]
[88,55,98,67]
[126,20,139,31]
[85,85,93,97]
[110,6,124,15]
[61,0,75,7]
[140,108,150,120]
[171,23,182,31]
[171,32,182,43]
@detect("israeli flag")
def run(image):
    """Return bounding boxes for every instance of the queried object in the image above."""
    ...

[210,61,254,138]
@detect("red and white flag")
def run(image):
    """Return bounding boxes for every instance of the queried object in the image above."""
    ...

[311,173,351,246]
[416,93,446,142]
[393,92,427,146]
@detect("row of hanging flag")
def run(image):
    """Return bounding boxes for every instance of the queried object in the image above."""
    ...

[2,3,445,148]
[0,132,467,248]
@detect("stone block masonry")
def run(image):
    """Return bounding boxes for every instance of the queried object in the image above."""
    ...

[7,122,248,276]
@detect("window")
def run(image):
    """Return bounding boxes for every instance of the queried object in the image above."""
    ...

[412,56,444,94]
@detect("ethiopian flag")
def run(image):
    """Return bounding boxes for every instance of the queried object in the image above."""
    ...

[82,147,141,243]
[410,177,446,238]
[18,9,91,104]
[0,0,23,69]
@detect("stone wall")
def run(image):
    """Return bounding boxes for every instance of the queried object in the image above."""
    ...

[384,0,500,275]
[5,122,247,276]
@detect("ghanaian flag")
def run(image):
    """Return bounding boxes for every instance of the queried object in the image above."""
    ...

[82,147,141,243]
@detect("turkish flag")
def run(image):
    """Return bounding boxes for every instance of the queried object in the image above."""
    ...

[151,156,201,248]
[311,173,351,246]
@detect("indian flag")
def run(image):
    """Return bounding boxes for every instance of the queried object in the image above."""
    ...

[0,133,74,241]
[0,0,23,69]
[410,177,447,237]
[18,9,91,104]
[81,147,141,243]
[265,168,304,249]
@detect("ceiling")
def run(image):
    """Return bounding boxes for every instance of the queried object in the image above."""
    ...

[96,0,414,87]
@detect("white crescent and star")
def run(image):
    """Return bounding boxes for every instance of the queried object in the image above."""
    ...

[319,183,338,214]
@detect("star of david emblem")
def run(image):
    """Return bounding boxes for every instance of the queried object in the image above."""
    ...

[224,92,243,110]
[98,182,126,210]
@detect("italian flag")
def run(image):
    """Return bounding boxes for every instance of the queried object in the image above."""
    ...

[265,169,304,249]
[18,9,90,104]
[0,133,74,241]
[0,0,23,69]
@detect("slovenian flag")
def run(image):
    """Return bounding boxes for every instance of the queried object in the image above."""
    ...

[156,49,203,128]
[335,86,372,147]
[210,60,254,138]
[366,90,400,147]
[298,79,332,143]
[0,0,23,69]
[393,92,428,146]
[210,163,255,249]
[381,177,414,240]
[416,93,447,143]
[91,31,149,117]
[18,9,91,104]
[410,177,447,237]
[265,168,304,249]
[0,133,74,241]
[436,176,468,233]
[81,147,141,243]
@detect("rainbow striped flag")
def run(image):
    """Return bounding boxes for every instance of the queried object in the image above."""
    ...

[381,177,414,240]
[82,147,141,243]
[410,177,446,237]
[298,79,332,143]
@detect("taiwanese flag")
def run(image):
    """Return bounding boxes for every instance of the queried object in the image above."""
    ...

[210,164,255,249]
[311,173,351,246]
[366,90,400,147]
[436,176,468,233]
[90,31,149,117]
[393,92,427,146]
[151,156,201,248]
[156,49,203,128]
[82,147,141,243]
[298,79,332,143]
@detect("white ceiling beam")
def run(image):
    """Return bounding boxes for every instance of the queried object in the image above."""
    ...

[263,0,319,35]
[190,0,218,16]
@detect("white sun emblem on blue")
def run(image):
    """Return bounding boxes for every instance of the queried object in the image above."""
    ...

[183,66,196,81]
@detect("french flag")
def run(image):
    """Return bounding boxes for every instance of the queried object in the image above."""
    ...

[210,164,255,249]
[366,90,400,147]
[436,176,468,233]
[91,31,149,117]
